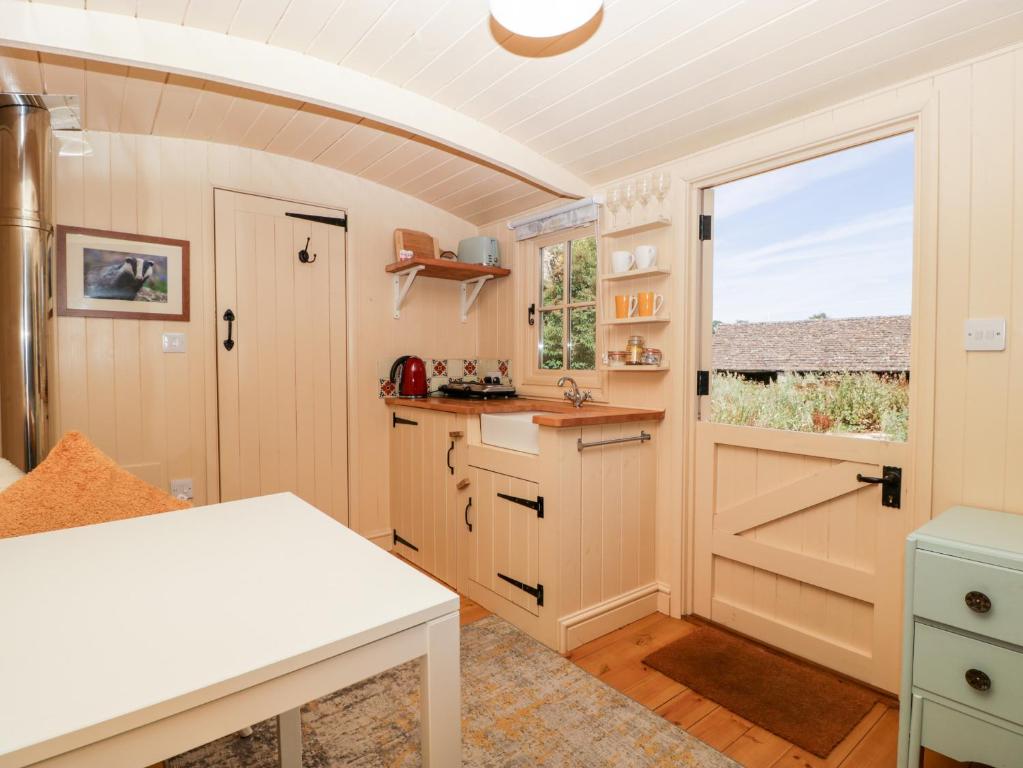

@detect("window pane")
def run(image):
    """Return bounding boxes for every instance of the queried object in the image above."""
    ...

[569,236,597,303]
[539,310,564,369]
[569,307,596,370]
[540,243,565,307]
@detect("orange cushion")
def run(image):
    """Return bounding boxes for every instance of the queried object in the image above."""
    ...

[0,431,190,539]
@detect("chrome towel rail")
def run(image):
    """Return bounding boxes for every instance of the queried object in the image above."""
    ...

[577,431,651,452]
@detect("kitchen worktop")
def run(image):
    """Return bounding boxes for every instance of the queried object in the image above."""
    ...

[384,396,664,427]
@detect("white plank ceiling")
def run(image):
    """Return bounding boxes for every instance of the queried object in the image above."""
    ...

[4,0,1023,222]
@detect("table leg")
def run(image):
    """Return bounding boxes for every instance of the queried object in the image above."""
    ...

[420,612,461,767]
[277,707,302,768]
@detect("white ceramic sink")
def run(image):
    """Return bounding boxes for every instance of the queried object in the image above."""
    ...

[480,411,549,455]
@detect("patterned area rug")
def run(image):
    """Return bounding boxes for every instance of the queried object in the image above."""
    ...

[168,615,737,767]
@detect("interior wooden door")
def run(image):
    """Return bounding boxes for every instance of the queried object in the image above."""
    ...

[214,189,348,523]
[691,136,920,693]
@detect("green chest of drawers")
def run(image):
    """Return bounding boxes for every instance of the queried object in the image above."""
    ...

[898,506,1023,768]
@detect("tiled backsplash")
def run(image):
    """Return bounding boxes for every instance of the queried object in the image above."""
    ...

[378,357,512,398]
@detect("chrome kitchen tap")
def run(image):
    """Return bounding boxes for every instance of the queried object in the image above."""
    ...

[557,376,593,408]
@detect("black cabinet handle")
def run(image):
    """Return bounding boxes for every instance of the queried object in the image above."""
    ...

[965,668,991,692]
[464,497,472,532]
[447,441,455,475]
[965,590,992,614]
[223,309,235,351]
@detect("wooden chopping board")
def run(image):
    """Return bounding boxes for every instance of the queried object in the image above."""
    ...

[394,228,440,261]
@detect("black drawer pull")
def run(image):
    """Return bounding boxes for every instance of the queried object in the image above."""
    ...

[465,497,473,532]
[965,590,992,614]
[965,668,991,692]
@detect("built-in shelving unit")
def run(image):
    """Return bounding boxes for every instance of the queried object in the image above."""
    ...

[386,257,510,321]
[600,315,670,326]
[600,265,672,282]
[598,363,671,372]
[602,215,671,238]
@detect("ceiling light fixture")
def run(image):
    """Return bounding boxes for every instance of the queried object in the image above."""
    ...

[489,0,602,38]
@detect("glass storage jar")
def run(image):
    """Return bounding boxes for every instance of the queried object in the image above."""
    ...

[625,335,645,365]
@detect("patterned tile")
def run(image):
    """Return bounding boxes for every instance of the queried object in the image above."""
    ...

[463,358,478,378]
[498,359,510,378]
[378,379,396,398]
[431,358,448,377]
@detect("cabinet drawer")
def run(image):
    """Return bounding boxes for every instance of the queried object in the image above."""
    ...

[920,698,1023,768]
[914,549,1023,646]
[913,623,1023,726]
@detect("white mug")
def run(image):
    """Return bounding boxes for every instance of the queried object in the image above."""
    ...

[611,250,635,273]
[634,245,658,269]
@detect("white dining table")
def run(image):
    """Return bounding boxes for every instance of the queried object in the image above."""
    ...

[0,493,461,768]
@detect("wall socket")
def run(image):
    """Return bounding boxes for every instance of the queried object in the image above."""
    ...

[170,478,193,500]
[964,318,1007,351]
[162,333,187,353]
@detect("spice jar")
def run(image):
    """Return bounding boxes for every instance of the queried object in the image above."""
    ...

[625,335,645,365]
[642,348,662,366]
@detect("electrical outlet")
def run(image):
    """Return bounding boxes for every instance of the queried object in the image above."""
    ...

[162,333,187,353]
[170,478,193,500]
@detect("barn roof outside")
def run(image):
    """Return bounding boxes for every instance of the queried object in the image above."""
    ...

[712,316,911,373]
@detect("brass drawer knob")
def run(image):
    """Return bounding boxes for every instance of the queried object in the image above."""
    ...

[965,668,992,692]
[965,590,992,613]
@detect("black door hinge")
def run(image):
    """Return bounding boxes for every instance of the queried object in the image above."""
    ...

[497,573,544,607]
[497,492,544,518]
[286,212,348,230]
[856,466,902,509]
[696,370,710,396]
[392,413,418,428]
[699,214,712,241]
[393,529,419,552]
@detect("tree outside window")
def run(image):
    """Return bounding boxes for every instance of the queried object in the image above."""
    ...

[538,235,597,371]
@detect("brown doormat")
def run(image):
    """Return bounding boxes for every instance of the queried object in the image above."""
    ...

[643,625,880,758]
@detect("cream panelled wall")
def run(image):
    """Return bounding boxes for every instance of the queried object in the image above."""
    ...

[51,133,477,540]
[478,43,1023,616]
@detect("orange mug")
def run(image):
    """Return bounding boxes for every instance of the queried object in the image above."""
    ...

[637,291,664,317]
[614,294,638,319]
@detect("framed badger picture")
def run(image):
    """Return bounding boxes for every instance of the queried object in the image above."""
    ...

[56,226,189,321]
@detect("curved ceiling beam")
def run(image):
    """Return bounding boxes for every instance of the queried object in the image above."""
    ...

[0,0,590,199]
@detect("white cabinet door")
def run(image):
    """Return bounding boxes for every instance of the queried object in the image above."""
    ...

[467,467,542,616]
[389,407,459,587]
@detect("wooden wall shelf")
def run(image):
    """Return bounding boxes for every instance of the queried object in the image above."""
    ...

[386,257,510,321]
[600,266,672,282]
[601,315,670,326]
[603,215,671,237]
[385,257,510,281]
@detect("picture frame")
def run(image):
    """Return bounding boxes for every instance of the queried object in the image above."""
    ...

[56,226,190,321]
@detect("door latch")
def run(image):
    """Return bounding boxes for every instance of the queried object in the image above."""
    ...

[856,466,902,508]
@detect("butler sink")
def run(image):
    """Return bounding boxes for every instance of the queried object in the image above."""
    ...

[479,411,547,455]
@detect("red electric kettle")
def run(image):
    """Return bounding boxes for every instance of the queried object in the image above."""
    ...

[389,355,428,398]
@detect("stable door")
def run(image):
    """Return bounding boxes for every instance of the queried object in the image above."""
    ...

[214,190,348,522]
[692,134,923,692]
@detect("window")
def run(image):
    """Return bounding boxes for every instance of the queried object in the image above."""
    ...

[537,234,597,371]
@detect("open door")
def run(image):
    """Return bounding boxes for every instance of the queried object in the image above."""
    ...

[692,134,918,692]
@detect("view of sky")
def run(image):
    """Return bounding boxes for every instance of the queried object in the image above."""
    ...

[712,132,915,324]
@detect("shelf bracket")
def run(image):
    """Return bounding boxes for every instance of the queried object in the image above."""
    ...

[392,265,425,319]
[459,275,493,322]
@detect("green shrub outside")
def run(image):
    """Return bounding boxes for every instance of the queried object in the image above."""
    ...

[710,371,909,441]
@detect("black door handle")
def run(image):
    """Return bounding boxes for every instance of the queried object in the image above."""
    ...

[447,441,455,475]
[464,497,473,532]
[855,466,902,509]
[223,309,235,351]
[856,472,898,484]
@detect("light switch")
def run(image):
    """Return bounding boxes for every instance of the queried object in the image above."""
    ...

[964,318,1006,351]
[162,332,187,353]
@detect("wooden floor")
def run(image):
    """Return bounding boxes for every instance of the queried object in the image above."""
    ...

[461,596,967,768]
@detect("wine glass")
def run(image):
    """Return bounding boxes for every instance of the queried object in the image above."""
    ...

[654,171,672,215]
[606,185,622,227]
[636,174,653,219]
[623,180,637,225]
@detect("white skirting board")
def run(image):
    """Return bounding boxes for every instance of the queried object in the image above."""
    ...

[558,582,671,653]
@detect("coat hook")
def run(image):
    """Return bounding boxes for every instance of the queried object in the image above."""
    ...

[298,237,317,264]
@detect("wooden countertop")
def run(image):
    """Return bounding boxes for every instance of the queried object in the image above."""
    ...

[384,396,664,427]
